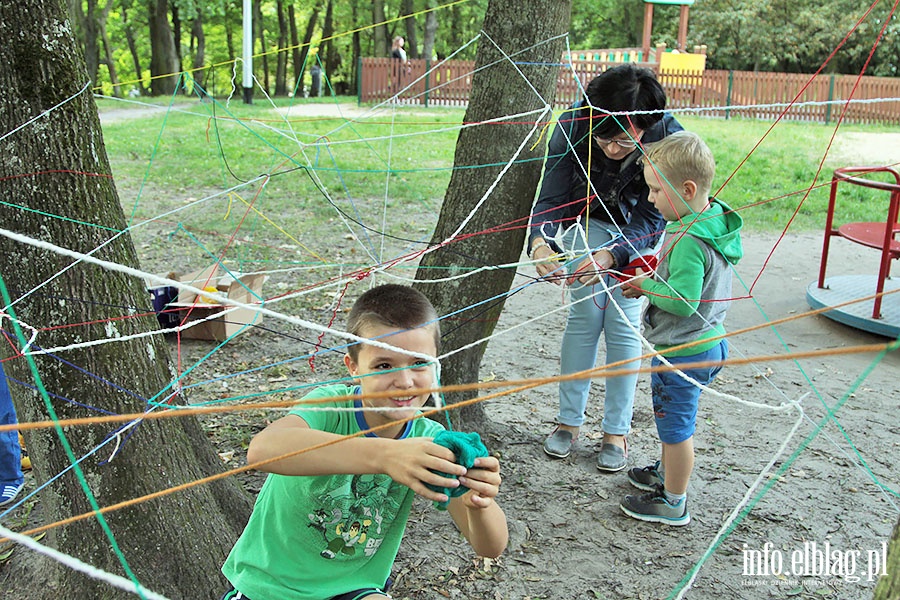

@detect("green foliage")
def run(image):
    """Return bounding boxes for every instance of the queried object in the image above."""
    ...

[80,0,896,102]
[689,0,897,74]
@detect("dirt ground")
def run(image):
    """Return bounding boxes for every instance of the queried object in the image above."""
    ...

[1,102,899,599]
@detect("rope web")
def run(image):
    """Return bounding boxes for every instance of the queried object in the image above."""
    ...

[1,5,899,599]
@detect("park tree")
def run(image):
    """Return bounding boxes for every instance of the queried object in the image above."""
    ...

[148,0,180,95]
[413,0,571,428]
[0,1,252,597]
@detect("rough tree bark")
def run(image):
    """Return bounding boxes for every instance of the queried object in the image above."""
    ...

[401,0,418,58]
[190,10,207,94]
[372,0,387,56]
[275,0,289,96]
[148,0,179,95]
[422,0,438,62]
[413,0,571,429]
[0,2,252,598]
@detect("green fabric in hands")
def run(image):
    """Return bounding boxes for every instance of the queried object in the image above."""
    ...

[426,430,489,511]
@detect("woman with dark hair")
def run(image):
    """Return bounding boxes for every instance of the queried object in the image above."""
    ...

[528,64,683,471]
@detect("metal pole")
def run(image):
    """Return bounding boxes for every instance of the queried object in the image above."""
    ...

[242,0,253,104]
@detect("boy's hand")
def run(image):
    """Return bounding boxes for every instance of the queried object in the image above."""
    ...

[622,267,647,298]
[382,438,466,503]
[457,456,502,510]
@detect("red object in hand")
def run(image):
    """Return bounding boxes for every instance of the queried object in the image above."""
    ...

[611,254,658,282]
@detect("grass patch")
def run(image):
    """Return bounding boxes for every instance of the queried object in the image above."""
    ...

[99,95,891,270]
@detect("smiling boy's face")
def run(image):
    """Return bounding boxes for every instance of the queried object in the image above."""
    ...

[344,324,438,436]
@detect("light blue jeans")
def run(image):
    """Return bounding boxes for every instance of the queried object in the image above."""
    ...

[0,362,23,488]
[556,220,648,435]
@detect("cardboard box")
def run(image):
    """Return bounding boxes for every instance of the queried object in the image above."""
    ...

[150,265,266,341]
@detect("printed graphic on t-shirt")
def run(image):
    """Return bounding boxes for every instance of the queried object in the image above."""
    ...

[308,473,403,560]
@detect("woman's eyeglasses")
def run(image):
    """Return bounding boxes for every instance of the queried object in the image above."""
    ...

[593,135,641,149]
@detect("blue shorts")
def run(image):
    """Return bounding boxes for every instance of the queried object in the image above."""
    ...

[650,340,728,445]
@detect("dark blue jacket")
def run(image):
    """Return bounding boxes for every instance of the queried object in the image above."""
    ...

[529,102,683,268]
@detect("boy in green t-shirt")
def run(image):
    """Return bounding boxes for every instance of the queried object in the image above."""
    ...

[221,284,508,600]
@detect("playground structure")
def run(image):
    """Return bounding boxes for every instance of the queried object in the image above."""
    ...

[807,166,900,338]
[642,0,695,57]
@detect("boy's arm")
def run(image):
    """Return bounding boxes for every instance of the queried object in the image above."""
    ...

[641,237,707,316]
[446,456,508,559]
[247,414,467,504]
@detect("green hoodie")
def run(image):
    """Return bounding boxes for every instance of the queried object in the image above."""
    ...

[640,198,744,357]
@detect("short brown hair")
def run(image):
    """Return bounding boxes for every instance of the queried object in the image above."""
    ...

[345,284,440,360]
[644,131,715,199]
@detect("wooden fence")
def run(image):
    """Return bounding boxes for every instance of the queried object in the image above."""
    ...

[359,57,900,126]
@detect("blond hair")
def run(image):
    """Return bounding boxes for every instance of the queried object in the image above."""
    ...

[644,131,715,199]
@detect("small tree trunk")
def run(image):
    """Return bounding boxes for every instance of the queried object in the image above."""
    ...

[121,2,147,95]
[275,0,288,96]
[372,0,387,55]
[401,0,418,58]
[413,0,571,430]
[321,0,339,89]
[191,12,207,94]
[99,3,121,97]
[254,0,270,94]
[422,0,438,61]
[148,0,179,95]
[291,1,321,95]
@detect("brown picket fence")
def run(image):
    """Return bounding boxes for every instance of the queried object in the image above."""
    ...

[359,57,900,125]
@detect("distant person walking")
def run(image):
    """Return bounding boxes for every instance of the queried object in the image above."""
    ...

[310,63,322,97]
[390,36,410,97]
[391,36,407,62]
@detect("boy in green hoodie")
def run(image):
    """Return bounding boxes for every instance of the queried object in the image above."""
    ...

[619,131,743,526]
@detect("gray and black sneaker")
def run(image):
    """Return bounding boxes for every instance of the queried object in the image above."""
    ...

[620,484,691,526]
[627,460,664,491]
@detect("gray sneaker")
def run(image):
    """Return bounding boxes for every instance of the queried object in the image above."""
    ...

[627,461,664,491]
[596,440,627,472]
[543,428,575,459]
[620,484,691,526]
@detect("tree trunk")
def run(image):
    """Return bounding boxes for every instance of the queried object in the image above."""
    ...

[274,0,288,96]
[874,514,900,599]
[321,0,340,91]
[422,0,438,61]
[413,0,571,429]
[99,2,121,97]
[0,2,252,597]
[148,0,179,95]
[350,1,362,93]
[372,0,387,56]
[254,0,270,95]
[225,4,236,61]
[191,11,207,94]
[290,0,322,94]
[171,2,182,73]
[401,0,418,58]
[121,2,147,95]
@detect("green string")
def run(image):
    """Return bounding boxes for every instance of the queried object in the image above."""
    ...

[0,274,150,599]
